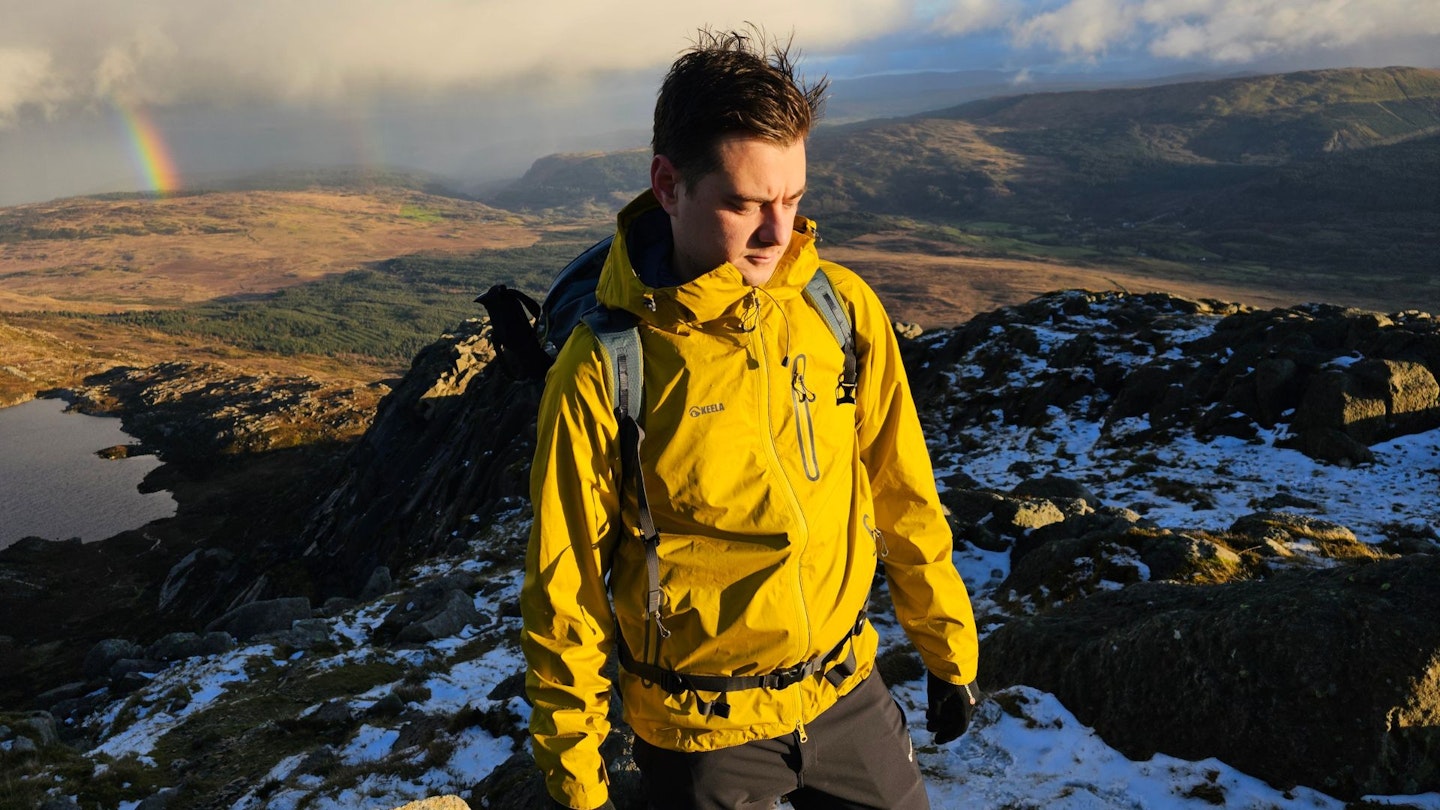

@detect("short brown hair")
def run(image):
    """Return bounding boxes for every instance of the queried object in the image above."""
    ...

[653,27,828,188]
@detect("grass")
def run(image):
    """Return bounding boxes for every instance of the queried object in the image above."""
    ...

[87,239,593,362]
[398,205,446,224]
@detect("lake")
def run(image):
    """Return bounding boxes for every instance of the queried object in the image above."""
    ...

[0,398,177,549]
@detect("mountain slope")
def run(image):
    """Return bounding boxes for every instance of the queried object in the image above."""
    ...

[488,67,1440,304]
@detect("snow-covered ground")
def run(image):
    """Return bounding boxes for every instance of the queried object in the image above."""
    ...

[84,428,1440,810]
[87,566,1440,810]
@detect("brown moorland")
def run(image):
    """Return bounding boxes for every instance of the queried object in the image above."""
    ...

[0,188,538,312]
[0,187,561,404]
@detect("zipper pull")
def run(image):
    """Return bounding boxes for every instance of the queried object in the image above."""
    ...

[796,718,809,744]
[791,355,816,402]
[864,515,889,558]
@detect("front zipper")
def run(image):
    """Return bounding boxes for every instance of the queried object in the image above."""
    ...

[749,289,813,690]
[790,354,822,482]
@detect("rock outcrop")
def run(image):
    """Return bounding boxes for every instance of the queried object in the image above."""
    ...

[981,553,1440,799]
[60,360,382,461]
[908,292,1440,467]
[300,318,540,595]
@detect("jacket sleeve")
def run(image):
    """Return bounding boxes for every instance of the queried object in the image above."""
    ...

[520,329,623,810]
[840,268,980,687]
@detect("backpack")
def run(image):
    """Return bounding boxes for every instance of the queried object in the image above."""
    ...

[477,235,863,716]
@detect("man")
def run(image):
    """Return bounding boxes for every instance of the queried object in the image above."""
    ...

[521,29,979,810]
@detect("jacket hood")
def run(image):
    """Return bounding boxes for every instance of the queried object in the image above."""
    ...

[595,190,821,330]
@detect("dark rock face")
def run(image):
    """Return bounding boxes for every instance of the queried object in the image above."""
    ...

[981,553,1440,799]
[300,319,541,595]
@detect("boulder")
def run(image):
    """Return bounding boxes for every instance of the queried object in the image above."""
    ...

[4,713,60,748]
[1009,475,1101,509]
[136,787,179,810]
[992,498,1066,535]
[1284,427,1376,467]
[8,735,37,755]
[204,597,313,641]
[147,631,235,662]
[82,639,143,680]
[1354,358,1440,436]
[397,588,483,643]
[981,553,1440,799]
[1292,368,1388,445]
[1229,511,1379,561]
[1139,532,1243,582]
[277,618,334,649]
[108,658,163,680]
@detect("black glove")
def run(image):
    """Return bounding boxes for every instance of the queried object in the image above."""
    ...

[926,671,978,744]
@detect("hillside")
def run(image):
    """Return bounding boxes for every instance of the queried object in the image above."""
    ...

[0,187,535,313]
[487,67,1440,312]
[0,184,612,402]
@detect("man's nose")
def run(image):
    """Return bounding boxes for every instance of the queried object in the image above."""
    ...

[755,205,787,246]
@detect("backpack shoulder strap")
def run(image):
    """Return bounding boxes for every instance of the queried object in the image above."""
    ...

[580,307,668,642]
[581,306,642,421]
[803,268,859,405]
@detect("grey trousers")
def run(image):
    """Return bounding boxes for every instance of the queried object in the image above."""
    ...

[631,671,930,810]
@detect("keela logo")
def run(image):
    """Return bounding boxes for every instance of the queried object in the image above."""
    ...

[689,402,726,418]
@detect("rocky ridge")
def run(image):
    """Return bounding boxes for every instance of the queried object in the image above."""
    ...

[2,290,1438,808]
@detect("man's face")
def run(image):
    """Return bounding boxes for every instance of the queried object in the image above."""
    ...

[651,134,807,287]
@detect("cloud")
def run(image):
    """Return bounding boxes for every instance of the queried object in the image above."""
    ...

[0,0,912,123]
[5,0,1434,128]
[931,0,1015,36]
[1013,0,1139,56]
[1141,0,1440,62]
[998,0,1440,62]
[0,46,62,123]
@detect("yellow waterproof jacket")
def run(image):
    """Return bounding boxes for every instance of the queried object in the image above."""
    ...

[521,192,978,809]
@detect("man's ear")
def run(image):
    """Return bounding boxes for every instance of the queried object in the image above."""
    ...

[651,154,682,214]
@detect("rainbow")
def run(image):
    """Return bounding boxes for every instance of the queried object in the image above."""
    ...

[114,102,181,195]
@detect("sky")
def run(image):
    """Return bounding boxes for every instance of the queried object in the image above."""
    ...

[1,0,1438,206]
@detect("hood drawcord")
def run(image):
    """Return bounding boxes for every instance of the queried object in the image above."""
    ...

[753,286,794,367]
